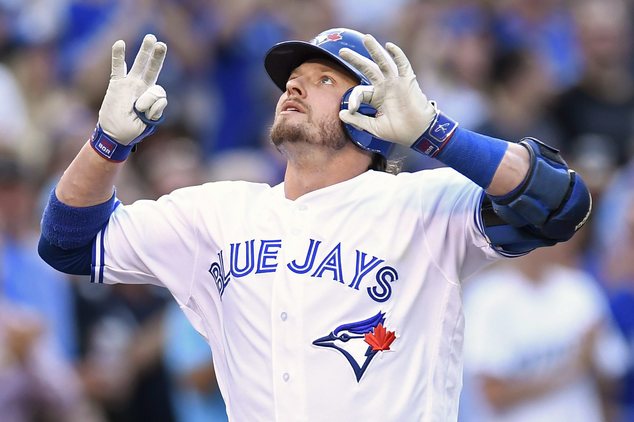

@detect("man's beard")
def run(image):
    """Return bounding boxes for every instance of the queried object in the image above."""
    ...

[270,114,348,152]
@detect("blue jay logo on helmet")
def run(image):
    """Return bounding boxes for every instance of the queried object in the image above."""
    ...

[308,28,372,85]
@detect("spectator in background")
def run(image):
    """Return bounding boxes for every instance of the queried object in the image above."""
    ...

[163,303,228,422]
[391,3,496,172]
[74,282,175,422]
[460,238,629,422]
[491,0,582,89]
[0,56,28,153]
[553,0,634,185]
[590,161,634,421]
[0,300,102,422]
[418,4,494,131]
[327,0,411,39]
[65,0,292,159]
[476,47,561,148]
[0,156,95,419]
[200,0,289,156]
[0,155,78,361]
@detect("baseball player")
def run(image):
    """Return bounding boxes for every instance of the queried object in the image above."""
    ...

[39,29,591,421]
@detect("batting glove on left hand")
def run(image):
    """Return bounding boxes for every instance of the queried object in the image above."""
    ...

[338,35,440,148]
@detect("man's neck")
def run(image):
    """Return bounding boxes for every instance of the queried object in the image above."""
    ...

[281,143,372,200]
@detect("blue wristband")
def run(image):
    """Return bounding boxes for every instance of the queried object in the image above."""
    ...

[435,127,509,189]
[411,110,509,189]
[411,112,509,188]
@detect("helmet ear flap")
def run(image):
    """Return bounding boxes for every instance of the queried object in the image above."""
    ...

[340,87,393,157]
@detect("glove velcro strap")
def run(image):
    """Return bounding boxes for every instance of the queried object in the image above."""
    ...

[90,125,134,162]
[410,112,459,157]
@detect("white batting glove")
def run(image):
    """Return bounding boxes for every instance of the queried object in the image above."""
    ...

[98,34,168,145]
[338,35,442,148]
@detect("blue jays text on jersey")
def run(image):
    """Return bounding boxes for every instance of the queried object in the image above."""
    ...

[208,237,399,303]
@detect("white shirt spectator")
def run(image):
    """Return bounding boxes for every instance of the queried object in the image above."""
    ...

[461,262,629,422]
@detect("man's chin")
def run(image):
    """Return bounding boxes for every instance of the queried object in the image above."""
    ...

[270,121,307,147]
[270,118,348,151]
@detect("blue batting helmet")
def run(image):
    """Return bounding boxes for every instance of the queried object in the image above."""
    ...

[264,28,394,158]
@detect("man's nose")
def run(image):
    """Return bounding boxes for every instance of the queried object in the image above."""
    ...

[285,76,306,98]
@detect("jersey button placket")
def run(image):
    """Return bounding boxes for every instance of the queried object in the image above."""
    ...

[272,202,309,421]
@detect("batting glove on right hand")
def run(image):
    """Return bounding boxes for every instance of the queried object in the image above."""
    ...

[97,34,168,146]
[339,35,458,157]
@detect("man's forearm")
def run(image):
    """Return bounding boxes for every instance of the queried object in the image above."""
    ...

[481,368,579,411]
[486,142,530,197]
[56,142,123,206]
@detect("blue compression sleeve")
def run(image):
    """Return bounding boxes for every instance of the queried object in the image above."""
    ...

[435,127,509,189]
[39,189,118,274]
[41,189,117,249]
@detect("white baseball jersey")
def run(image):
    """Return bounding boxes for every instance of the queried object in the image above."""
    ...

[91,168,501,421]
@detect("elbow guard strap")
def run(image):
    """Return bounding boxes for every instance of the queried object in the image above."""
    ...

[485,138,592,252]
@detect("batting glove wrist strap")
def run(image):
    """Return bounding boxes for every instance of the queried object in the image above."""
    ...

[90,125,142,162]
[410,111,459,157]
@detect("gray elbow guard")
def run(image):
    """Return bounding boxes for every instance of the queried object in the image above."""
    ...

[483,138,592,254]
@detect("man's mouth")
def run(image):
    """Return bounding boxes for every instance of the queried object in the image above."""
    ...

[281,100,306,114]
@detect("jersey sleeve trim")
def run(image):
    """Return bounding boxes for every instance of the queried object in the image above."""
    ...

[476,192,531,258]
[474,190,487,241]
[91,225,107,284]
[473,191,510,257]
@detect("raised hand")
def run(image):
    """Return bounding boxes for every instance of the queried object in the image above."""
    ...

[98,34,168,146]
[338,35,438,147]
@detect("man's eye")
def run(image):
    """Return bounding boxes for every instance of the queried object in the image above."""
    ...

[320,76,334,85]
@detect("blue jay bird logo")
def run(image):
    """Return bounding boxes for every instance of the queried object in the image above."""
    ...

[313,311,396,382]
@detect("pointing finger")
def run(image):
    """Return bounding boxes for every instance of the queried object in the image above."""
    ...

[111,40,126,80]
[129,34,157,79]
[339,48,383,85]
[362,34,397,78]
[142,42,167,86]
[385,42,414,78]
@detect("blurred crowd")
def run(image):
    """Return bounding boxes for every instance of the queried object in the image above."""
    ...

[1,0,634,421]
